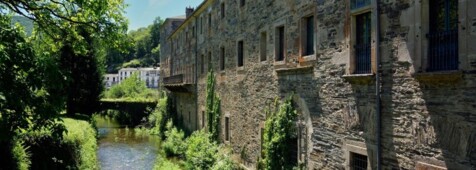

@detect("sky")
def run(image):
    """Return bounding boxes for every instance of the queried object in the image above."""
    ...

[124,0,203,31]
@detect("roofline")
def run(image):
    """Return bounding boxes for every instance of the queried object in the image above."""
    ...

[167,0,212,41]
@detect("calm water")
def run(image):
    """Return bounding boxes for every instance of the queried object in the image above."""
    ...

[96,117,161,170]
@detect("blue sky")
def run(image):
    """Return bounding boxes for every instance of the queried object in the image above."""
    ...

[124,0,203,31]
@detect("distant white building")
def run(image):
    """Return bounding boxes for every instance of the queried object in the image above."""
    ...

[104,74,119,89]
[105,67,160,89]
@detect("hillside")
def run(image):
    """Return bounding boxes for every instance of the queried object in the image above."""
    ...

[11,16,33,36]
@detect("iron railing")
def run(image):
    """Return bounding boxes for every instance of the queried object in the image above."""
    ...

[354,43,371,74]
[427,30,458,71]
[163,74,184,85]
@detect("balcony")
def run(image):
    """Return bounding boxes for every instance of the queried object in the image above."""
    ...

[163,74,194,92]
[163,74,184,85]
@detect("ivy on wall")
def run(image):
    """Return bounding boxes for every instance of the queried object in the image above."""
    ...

[260,95,298,170]
[205,70,221,142]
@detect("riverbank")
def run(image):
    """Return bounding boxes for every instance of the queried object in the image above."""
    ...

[16,117,99,169]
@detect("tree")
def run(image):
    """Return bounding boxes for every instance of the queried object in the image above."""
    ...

[0,14,64,169]
[1,0,129,115]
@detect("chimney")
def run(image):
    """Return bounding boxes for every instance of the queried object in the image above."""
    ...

[186,7,195,18]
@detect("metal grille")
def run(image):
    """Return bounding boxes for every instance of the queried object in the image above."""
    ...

[354,12,371,74]
[351,153,368,170]
[351,0,371,10]
[428,0,458,71]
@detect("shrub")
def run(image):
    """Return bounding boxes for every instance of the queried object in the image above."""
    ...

[184,130,218,170]
[211,146,240,170]
[23,118,98,169]
[148,96,169,137]
[62,118,98,170]
[104,72,158,100]
[162,120,187,157]
[154,154,182,170]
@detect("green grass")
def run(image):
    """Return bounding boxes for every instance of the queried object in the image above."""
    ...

[62,118,99,170]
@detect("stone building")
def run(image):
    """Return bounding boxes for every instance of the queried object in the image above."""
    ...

[160,0,476,169]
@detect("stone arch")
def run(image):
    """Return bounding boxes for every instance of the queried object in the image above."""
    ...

[292,94,314,168]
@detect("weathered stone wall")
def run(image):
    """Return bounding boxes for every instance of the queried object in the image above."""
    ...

[161,0,476,169]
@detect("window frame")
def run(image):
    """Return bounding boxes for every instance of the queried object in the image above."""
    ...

[348,1,375,75]
[225,116,230,142]
[301,15,316,57]
[414,0,466,73]
[260,31,268,62]
[275,25,286,62]
[237,40,244,67]
[220,47,225,71]
[220,2,225,19]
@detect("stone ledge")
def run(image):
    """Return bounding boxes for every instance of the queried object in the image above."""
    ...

[299,54,316,67]
[275,65,313,76]
[342,73,375,85]
[414,70,463,84]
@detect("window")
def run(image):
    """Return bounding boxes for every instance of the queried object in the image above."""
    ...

[275,26,285,61]
[221,3,225,18]
[350,152,368,170]
[240,0,245,7]
[237,41,244,67]
[200,16,203,34]
[220,47,225,70]
[351,0,371,10]
[201,54,205,74]
[208,51,212,71]
[208,13,212,29]
[225,117,230,141]
[302,16,315,56]
[260,32,267,61]
[354,12,371,74]
[427,0,458,71]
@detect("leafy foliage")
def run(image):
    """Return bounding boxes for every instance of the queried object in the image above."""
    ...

[260,96,298,170]
[11,16,33,36]
[0,14,64,143]
[105,17,164,72]
[162,120,187,157]
[206,70,221,142]
[154,153,182,170]
[148,96,170,137]
[184,130,218,170]
[104,73,158,99]
[21,118,98,170]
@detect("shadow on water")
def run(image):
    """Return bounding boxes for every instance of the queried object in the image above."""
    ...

[95,117,161,170]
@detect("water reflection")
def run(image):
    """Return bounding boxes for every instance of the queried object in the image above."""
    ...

[96,117,160,170]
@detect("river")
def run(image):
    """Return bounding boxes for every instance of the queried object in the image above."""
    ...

[95,117,161,170]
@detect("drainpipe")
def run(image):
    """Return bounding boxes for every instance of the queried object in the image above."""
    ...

[375,0,382,169]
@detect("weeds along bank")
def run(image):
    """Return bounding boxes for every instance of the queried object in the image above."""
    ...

[0,117,98,170]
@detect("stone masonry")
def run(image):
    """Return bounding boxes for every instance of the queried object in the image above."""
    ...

[160,0,476,169]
